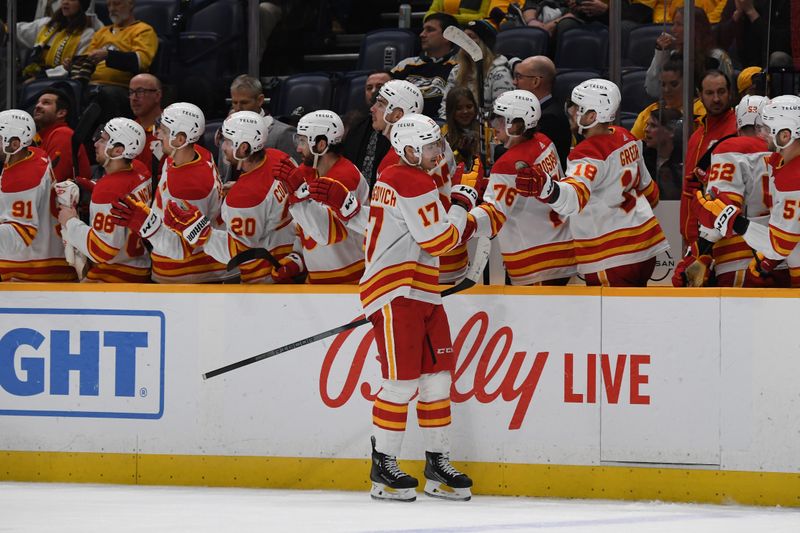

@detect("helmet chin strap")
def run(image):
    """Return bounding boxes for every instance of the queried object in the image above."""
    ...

[577,110,600,134]
[382,108,398,136]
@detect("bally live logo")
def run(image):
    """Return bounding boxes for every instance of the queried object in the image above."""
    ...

[319,312,651,430]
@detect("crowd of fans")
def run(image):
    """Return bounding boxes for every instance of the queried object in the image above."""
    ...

[0,0,798,288]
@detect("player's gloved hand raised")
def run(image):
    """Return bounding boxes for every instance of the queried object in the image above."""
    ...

[308,177,359,221]
[515,161,555,202]
[275,159,315,198]
[692,191,741,238]
[109,195,162,238]
[163,200,211,247]
[271,252,306,283]
[451,184,479,211]
[748,252,781,279]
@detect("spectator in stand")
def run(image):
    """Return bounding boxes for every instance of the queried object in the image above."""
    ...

[521,1,652,41]
[645,6,733,99]
[77,0,158,118]
[438,19,513,121]
[635,0,726,23]
[217,75,298,182]
[718,0,791,72]
[442,86,481,167]
[736,67,762,99]
[341,70,392,190]
[129,73,163,180]
[392,12,459,119]
[642,107,683,200]
[425,0,501,25]
[511,55,571,168]
[31,88,91,182]
[680,69,737,244]
[16,0,95,81]
[631,59,706,140]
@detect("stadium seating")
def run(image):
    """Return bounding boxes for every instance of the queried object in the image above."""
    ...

[20,79,83,116]
[356,29,418,71]
[555,25,609,70]
[133,1,178,37]
[334,71,371,116]
[621,68,656,115]
[273,74,334,117]
[552,69,601,104]
[625,24,664,68]
[494,27,549,61]
[184,0,247,77]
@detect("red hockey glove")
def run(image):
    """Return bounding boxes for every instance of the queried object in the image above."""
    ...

[109,195,161,238]
[692,191,741,239]
[671,253,712,287]
[515,161,554,202]
[748,252,781,279]
[164,200,211,247]
[308,177,359,221]
[451,184,479,211]
[276,159,315,199]
[271,252,305,283]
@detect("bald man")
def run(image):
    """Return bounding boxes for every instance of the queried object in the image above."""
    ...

[128,73,163,178]
[512,56,571,168]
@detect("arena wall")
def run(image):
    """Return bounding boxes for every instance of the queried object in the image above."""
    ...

[0,284,798,507]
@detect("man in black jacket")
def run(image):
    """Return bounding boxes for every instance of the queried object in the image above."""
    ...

[512,55,571,168]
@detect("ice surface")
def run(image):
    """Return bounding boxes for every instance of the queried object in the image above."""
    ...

[1,482,798,533]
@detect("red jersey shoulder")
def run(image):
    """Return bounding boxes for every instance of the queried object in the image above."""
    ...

[166,149,216,200]
[92,167,150,204]
[568,134,617,162]
[379,164,436,198]
[263,148,290,174]
[772,156,800,193]
[378,150,400,175]
[132,158,152,179]
[712,135,768,156]
[493,140,539,175]
[225,160,274,209]
[326,156,362,191]
[1,147,51,193]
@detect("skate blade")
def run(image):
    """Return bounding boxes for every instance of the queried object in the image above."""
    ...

[370,482,416,502]
[423,480,472,501]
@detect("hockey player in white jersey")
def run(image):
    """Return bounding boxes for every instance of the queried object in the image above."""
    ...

[110,102,230,283]
[673,95,775,287]
[161,111,295,283]
[694,95,800,287]
[359,113,476,502]
[0,109,74,282]
[271,110,369,284]
[470,89,576,285]
[58,118,152,283]
[515,79,668,286]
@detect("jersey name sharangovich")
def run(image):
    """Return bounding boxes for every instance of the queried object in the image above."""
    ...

[359,163,468,317]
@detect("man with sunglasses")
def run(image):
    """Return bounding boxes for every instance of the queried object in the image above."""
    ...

[269,109,368,284]
[512,56,571,168]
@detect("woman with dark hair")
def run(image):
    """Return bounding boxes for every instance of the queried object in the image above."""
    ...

[443,86,481,166]
[645,6,733,98]
[17,0,95,80]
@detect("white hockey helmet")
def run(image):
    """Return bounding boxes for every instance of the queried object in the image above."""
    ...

[0,109,36,156]
[571,78,621,133]
[296,110,344,156]
[493,89,541,136]
[159,102,205,148]
[378,80,423,121]
[760,94,800,150]
[102,117,146,160]
[390,113,442,166]
[221,110,268,160]
[735,95,769,130]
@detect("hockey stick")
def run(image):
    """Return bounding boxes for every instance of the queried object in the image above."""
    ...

[226,247,281,271]
[203,236,491,380]
[443,26,489,173]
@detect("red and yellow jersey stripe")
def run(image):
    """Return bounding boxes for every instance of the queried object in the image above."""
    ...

[307,259,364,284]
[573,217,666,266]
[0,258,76,282]
[360,261,439,310]
[419,225,459,257]
[86,262,150,283]
[502,241,577,281]
[769,224,800,258]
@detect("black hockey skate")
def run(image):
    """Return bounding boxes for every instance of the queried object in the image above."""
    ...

[423,451,473,501]
[370,436,418,502]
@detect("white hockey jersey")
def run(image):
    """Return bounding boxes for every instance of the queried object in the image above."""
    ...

[551,127,669,274]
[63,163,152,283]
[0,147,75,282]
[202,149,294,283]
[148,145,230,283]
[288,156,368,284]
[705,136,772,276]
[360,163,469,317]
[473,133,576,285]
